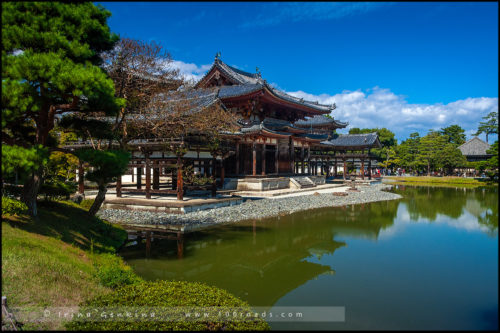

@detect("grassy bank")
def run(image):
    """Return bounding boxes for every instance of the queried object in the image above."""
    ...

[2,200,131,330]
[2,198,269,331]
[383,176,496,187]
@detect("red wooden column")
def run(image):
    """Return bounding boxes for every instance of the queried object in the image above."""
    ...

[252,140,257,176]
[343,155,347,180]
[301,146,305,174]
[145,152,151,199]
[153,162,160,190]
[334,154,338,177]
[235,141,240,176]
[361,158,365,180]
[78,160,85,194]
[220,154,226,188]
[289,138,295,174]
[177,155,184,200]
[368,148,372,180]
[261,142,266,175]
[275,143,279,174]
[326,157,330,178]
[136,165,142,189]
[360,149,365,180]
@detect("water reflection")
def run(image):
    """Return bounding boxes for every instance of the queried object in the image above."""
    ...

[394,185,498,236]
[121,186,498,329]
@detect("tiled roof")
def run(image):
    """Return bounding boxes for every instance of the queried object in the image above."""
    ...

[197,58,336,113]
[321,133,381,148]
[218,84,263,98]
[458,137,491,156]
[294,115,348,128]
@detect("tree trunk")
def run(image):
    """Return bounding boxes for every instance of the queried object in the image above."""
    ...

[21,166,44,216]
[89,182,107,216]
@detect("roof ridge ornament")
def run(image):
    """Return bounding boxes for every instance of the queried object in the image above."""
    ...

[215,51,221,61]
[255,66,261,78]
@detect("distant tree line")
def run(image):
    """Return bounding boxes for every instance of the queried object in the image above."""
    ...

[348,111,498,179]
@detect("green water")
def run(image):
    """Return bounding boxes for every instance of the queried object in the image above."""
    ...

[120,185,498,330]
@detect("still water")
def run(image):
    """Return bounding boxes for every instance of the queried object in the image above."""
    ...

[120,185,498,330]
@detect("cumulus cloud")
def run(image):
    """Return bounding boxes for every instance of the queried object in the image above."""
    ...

[287,87,498,141]
[170,60,212,83]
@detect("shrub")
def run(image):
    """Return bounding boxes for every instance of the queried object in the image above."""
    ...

[39,180,77,200]
[65,281,270,331]
[92,253,143,289]
[2,196,28,215]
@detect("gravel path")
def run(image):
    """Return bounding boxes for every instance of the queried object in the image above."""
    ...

[97,184,401,230]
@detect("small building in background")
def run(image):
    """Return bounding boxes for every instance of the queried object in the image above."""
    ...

[458,137,492,162]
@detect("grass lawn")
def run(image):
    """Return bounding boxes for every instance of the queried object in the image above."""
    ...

[2,199,270,331]
[383,176,495,187]
[1,200,128,330]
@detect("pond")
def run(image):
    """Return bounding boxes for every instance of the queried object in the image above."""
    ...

[120,185,498,330]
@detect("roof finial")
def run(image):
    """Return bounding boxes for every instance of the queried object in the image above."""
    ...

[215,51,221,61]
[256,66,261,75]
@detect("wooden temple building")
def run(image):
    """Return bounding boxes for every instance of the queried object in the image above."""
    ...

[70,55,382,200]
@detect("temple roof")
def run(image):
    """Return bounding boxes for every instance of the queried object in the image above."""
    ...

[321,133,381,149]
[294,115,348,128]
[458,137,491,156]
[196,57,336,113]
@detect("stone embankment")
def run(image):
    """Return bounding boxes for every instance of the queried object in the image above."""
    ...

[97,184,402,229]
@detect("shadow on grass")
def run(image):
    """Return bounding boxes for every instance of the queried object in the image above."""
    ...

[3,200,127,253]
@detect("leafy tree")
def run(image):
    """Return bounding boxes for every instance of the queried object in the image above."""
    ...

[2,2,124,215]
[440,124,466,145]
[475,111,498,143]
[484,141,498,179]
[74,149,130,216]
[416,130,447,175]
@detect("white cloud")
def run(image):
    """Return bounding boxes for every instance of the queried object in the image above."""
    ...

[169,60,212,83]
[287,87,498,141]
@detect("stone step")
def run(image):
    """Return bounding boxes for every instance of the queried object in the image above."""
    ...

[291,177,316,189]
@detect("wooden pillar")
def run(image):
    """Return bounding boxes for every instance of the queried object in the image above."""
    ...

[204,159,209,177]
[289,138,294,174]
[252,141,257,176]
[343,156,347,180]
[153,164,160,190]
[306,147,310,174]
[261,144,266,175]
[137,165,142,189]
[116,174,122,197]
[360,149,365,180]
[145,153,151,199]
[361,158,365,180]
[334,156,338,177]
[177,155,184,201]
[326,157,330,177]
[275,143,279,174]
[78,160,85,194]
[235,142,240,175]
[368,148,372,180]
[220,157,225,188]
[301,146,305,174]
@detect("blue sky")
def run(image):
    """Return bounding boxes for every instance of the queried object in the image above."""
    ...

[97,2,498,142]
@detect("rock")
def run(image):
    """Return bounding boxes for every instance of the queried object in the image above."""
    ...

[333,192,348,196]
[71,193,84,204]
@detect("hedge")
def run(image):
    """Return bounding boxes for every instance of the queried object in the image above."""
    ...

[65,280,270,331]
